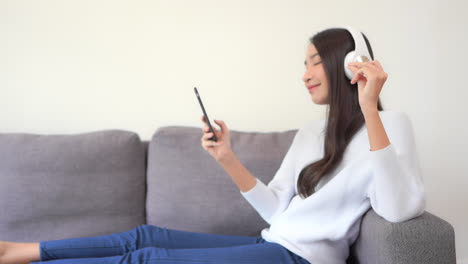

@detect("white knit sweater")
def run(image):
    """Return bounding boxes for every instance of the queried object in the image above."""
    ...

[240,110,426,264]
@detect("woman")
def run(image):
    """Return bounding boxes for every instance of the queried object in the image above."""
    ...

[0,26,425,264]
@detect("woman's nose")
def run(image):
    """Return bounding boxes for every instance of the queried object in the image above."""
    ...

[302,73,311,83]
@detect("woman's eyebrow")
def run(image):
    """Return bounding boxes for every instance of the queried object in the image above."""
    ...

[309,53,319,59]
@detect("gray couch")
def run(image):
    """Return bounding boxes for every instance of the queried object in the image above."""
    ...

[0,127,456,264]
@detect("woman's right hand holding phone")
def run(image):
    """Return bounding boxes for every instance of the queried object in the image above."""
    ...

[200,115,233,163]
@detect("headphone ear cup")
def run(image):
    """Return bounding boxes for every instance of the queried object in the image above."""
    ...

[344,51,355,80]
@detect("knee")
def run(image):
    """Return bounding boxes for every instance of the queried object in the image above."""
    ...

[129,224,164,241]
[123,225,154,242]
[128,224,150,234]
[135,224,161,233]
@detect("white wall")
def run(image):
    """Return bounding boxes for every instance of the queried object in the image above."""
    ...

[1,0,467,261]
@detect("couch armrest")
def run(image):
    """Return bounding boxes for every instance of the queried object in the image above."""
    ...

[349,209,456,264]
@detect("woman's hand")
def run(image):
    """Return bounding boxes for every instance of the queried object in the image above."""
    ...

[200,115,233,163]
[347,60,388,112]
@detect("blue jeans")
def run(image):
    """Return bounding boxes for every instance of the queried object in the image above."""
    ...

[31,224,311,264]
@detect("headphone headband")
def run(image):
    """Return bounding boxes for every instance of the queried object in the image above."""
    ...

[339,26,372,80]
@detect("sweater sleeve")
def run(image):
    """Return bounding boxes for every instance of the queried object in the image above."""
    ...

[239,128,302,224]
[366,112,426,223]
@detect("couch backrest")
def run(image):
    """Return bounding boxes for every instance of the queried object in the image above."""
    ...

[0,130,146,242]
[145,125,297,236]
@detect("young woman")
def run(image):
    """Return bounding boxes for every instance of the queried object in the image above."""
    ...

[0,26,425,264]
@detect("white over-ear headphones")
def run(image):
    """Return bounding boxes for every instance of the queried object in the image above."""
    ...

[339,26,372,80]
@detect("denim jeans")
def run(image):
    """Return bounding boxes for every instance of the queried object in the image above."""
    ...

[31,224,311,264]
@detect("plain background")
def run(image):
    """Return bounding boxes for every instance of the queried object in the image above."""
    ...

[1,0,466,261]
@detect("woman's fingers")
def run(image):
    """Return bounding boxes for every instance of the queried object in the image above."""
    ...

[349,64,371,84]
[203,132,215,140]
[201,116,227,145]
[201,133,211,142]
[213,119,228,134]
[352,69,366,84]
[201,116,211,129]
[348,65,360,84]
[201,116,215,133]
[202,130,220,142]
[201,133,219,148]
[200,116,220,148]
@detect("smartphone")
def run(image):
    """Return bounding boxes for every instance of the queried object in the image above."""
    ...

[194,87,218,142]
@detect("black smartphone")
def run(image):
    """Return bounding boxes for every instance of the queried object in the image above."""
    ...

[194,87,218,142]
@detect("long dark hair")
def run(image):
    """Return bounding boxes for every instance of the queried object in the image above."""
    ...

[297,28,384,199]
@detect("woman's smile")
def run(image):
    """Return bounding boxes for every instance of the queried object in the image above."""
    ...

[307,83,320,92]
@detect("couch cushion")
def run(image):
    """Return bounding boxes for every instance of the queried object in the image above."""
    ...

[0,130,146,242]
[146,125,297,236]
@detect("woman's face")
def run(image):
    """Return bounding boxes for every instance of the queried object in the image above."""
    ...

[302,44,329,105]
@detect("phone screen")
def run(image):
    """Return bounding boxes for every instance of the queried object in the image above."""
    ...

[194,87,218,142]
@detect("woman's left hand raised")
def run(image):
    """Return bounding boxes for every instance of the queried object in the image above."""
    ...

[347,60,388,112]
